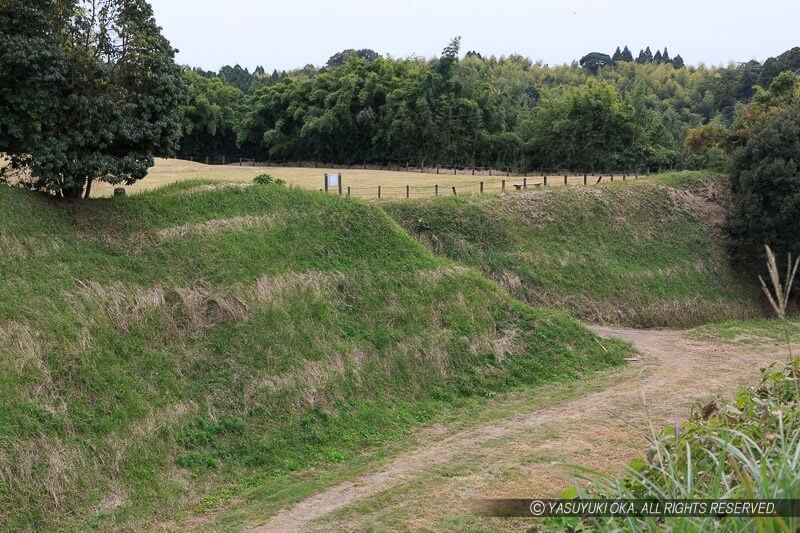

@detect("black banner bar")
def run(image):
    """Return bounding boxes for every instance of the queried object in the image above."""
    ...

[474,499,800,518]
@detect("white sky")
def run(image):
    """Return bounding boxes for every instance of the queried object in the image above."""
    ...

[147,0,799,72]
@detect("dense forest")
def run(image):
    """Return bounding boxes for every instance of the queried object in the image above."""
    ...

[177,41,800,172]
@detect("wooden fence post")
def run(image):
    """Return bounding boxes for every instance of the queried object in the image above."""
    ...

[489,168,493,177]
[324,174,329,193]
[339,177,343,196]
[584,173,587,185]
[502,179,506,192]
[378,185,381,199]
[544,175,548,187]
[347,186,351,197]
[454,167,457,175]
[452,186,457,196]
[564,175,568,186]
[523,177,527,190]
[406,185,410,198]
[435,184,439,196]
[239,157,242,166]
[480,181,484,194]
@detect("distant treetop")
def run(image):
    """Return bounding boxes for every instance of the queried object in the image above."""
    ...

[580,52,613,74]
[621,46,634,62]
[580,44,686,73]
[326,49,380,69]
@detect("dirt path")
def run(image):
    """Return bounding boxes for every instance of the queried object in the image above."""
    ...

[251,326,783,532]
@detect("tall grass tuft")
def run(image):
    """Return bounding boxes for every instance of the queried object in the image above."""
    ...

[758,245,800,365]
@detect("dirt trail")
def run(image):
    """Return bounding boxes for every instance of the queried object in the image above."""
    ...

[251,326,782,532]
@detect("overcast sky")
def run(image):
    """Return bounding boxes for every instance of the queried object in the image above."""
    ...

[147,0,799,72]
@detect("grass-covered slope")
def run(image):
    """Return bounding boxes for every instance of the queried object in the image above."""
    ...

[387,173,763,328]
[0,181,629,529]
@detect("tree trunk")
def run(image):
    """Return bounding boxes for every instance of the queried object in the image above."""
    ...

[83,178,93,200]
[61,182,85,200]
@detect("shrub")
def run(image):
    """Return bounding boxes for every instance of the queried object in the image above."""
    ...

[253,173,285,186]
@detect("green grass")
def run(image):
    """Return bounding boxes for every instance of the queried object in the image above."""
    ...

[690,318,800,345]
[0,181,631,530]
[647,169,718,189]
[386,173,762,328]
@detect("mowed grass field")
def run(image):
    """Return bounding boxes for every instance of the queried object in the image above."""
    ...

[92,158,637,200]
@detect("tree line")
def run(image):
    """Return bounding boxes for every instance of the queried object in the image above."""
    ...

[178,39,800,174]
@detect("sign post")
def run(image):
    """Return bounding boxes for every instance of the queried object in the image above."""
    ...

[324,173,342,195]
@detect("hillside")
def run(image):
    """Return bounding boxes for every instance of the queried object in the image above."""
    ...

[386,173,763,328]
[0,181,629,529]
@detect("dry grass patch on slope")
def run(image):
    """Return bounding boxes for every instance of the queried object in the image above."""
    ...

[155,214,276,242]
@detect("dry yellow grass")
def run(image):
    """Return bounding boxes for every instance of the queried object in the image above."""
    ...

[91,158,629,200]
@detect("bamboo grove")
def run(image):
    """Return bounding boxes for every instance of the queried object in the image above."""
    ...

[179,39,800,173]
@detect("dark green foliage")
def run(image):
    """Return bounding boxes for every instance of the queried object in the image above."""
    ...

[326,49,380,69]
[178,70,244,160]
[0,0,185,199]
[636,46,653,64]
[621,46,634,62]
[520,81,637,171]
[579,52,613,74]
[726,81,800,270]
[611,47,622,62]
[176,45,800,173]
[219,64,254,92]
[653,50,663,63]
[759,47,800,89]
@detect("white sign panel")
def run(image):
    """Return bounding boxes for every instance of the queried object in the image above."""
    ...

[326,173,340,188]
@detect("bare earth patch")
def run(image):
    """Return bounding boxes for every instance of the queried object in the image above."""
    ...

[247,326,784,532]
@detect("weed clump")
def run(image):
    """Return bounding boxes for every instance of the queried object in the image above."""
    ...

[253,173,285,186]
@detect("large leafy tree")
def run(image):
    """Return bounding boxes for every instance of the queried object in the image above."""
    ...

[727,73,800,268]
[580,52,613,75]
[522,80,637,171]
[0,0,185,199]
